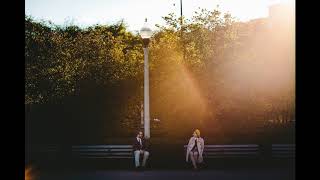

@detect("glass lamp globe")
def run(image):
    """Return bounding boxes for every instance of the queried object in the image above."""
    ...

[140,18,152,39]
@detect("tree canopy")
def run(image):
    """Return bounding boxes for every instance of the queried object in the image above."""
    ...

[25,7,295,140]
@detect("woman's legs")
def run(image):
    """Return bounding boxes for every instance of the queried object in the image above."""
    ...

[189,151,199,169]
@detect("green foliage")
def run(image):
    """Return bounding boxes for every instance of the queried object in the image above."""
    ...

[25,16,143,104]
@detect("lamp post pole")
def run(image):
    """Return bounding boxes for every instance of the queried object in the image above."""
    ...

[140,18,152,139]
[143,46,150,139]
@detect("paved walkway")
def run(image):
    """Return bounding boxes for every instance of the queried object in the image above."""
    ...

[38,168,294,180]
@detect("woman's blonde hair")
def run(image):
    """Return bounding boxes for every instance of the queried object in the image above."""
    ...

[194,129,201,137]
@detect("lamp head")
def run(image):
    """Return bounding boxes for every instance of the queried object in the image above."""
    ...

[140,18,152,47]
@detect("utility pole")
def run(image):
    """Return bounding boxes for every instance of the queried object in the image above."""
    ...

[179,0,187,102]
[180,0,186,62]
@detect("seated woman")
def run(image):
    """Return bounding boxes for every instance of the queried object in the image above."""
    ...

[186,129,204,170]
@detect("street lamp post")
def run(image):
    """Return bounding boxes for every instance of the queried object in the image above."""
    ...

[140,18,152,139]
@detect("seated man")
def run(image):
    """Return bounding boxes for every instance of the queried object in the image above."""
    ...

[133,131,150,169]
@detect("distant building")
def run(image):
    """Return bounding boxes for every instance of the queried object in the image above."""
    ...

[237,2,295,42]
[268,3,295,30]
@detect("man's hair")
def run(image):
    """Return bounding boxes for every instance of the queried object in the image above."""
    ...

[137,131,143,135]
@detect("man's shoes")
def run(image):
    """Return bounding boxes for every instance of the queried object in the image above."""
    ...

[135,166,148,171]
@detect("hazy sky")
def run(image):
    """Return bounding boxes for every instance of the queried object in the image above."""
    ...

[25,0,293,31]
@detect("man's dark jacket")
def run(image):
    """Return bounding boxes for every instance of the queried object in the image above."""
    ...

[132,137,150,152]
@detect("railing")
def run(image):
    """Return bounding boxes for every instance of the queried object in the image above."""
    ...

[184,144,260,158]
[71,145,133,159]
[27,144,295,160]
